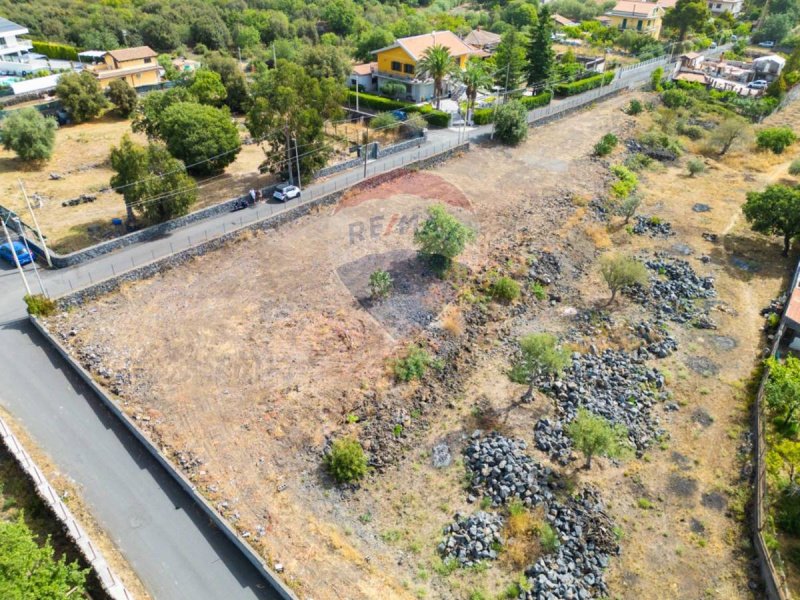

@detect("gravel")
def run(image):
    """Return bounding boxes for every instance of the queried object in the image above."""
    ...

[438,511,503,567]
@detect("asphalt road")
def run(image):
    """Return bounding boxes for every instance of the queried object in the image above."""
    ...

[0,56,678,599]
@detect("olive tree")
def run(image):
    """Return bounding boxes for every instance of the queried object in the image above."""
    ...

[413,204,475,272]
[742,184,800,256]
[509,333,570,400]
[599,253,648,304]
[0,107,57,162]
[567,408,630,469]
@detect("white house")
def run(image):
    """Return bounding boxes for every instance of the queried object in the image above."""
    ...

[753,54,786,80]
[0,17,33,63]
[706,0,743,16]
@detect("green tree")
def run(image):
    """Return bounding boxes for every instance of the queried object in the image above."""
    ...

[189,13,231,50]
[0,107,57,162]
[458,58,492,124]
[708,117,749,155]
[107,79,138,117]
[494,100,528,145]
[380,82,406,99]
[159,102,241,175]
[493,29,528,91]
[687,157,705,176]
[617,194,641,224]
[110,134,196,224]
[55,71,107,123]
[504,0,539,28]
[416,45,455,109]
[325,438,368,483]
[158,55,180,81]
[770,438,800,485]
[742,184,800,256]
[247,60,344,184]
[766,355,800,429]
[663,0,711,40]
[141,15,180,51]
[509,332,570,399]
[0,516,88,599]
[599,253,648,303]
[235,25,260,50]
[414,204,475,271]
[204,52,250,113]
[756,127,797,154]
[526,5,554,86]
[132,86,195,139]
[300,44,351,82]
[188,69,227,106]
[355,28,395,62]
[567,408,630,469]
[322,0,358,35]
[650,66,664,91]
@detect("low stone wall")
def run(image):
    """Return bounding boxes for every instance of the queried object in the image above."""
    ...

[377,134,425,158]
[0,416,132,600]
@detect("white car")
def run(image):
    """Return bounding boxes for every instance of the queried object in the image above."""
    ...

[273,184,301,202]
[747,79,768,90]
[758,40,776,48]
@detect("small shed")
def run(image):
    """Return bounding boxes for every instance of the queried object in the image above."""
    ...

[349,62,377,93]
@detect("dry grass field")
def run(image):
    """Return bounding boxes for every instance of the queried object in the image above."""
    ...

[45,93,800,599]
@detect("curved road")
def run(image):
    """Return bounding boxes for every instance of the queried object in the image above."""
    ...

[0,56,680,599]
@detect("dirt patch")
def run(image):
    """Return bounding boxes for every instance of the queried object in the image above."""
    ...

[336,170,471,213]
[685,355,720,377]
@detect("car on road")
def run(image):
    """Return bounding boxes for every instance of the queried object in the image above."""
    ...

[747,79,768,89]
[758,41,776,47]
[273,184,301,202]
[0,241,33,266]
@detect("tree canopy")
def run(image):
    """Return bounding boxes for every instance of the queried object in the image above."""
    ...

[188,69,228,107]
[0,108,57,162]
[599,253,648,303]
[742,184,800,256]
[55,71,106,123]
[413,204,475,271]
[526,5,554,86]
[416,45,455,109]
[107,79,138,118]
[663,0,711,41]
[567,408,630,469]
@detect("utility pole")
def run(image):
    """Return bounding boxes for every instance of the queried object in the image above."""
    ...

[292,137,301,190]
[272,43,277,68]
[13,217,45,296]
[355,84,359,112]
[362,128,369,178]
[1,216,31,297]
[19,179,51,267]
[284,123,293,185]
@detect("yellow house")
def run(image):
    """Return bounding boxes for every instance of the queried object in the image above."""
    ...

[371,31,481,102]
[89,46,161,90]
[604,1,664,39]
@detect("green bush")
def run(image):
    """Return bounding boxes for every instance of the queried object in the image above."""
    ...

[638,131,683,156]
[530,281,547,300]
[369,269,393,299]
[370,112,399,130]
[421,108,451,128]
[789,159,800,176]
[623,153,653,172]
[661,88,691,108]
[756,127,797,154]
[593,132,618,157]
[518,91,552,110]
[627,99,643,115]
[553,72,614,97]
[24,294,56,317]
[677,122,704,140]
[472,107,494,125]
[610,164,638,199]
[489,276,520,303]
[538,522,560,552]
[325,438,368,483]
[687,158,705,176]
[31,40,79,61]
[494,100,528,145]
[394,345,440,382]
[347,90,409,111]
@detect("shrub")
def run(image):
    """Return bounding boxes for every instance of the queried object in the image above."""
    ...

[623,153,653,172]
[627,99,643,115]
[661,89,691,109]
[414,204,475,272]
[369,269,393,299]
[538,522,560,552]
[599,253,648,303]
[687,158,705,176]
[518,91,552,110]
[489,276,520,302]
[609,164,638,199]
[494,100,528,145]
[553,72,614,97]
[530,281,547,301]
[757,127,797,154]
[708,117,749,156]
[650,67,664,91]
[638,131,683,156]
[567,408,631,468]
[593,132,618,157]
[31,40,79,61]
[55,71,107,123]
[789,159,800,176]
[617,194,641,224]
[0,108,57,162]
[370,112,399,130]
[381,81,406,100]
[347,90,409,111]
[472,107,494,125]
[107,79,138,118]
[421,108,451,128]
[325,438,368,483]
[24,294,56,317]
[394,345,439,382]
[677,122,704,140]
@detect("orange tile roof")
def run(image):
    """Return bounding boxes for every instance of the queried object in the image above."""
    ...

[374,31,480,61]
[351,62,376,75]
[607,1,662,17]
[463,28,501,48]
[107,46,157,62]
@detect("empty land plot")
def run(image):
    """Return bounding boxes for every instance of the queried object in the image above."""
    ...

[46,94,794,599]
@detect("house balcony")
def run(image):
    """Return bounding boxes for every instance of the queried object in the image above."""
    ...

[616,24,658,33]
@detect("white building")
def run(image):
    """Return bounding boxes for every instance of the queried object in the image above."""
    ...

[0,17,33,63]
[706,0,743,16]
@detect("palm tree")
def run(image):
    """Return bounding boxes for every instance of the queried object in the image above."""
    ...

[458,58,491,125]
[416,44,455,109]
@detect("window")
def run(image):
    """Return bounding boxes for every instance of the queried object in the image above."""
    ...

[403,63,414,74]
[621,18,628,29]
[637,19,643,30]
[391,61,402,71]
[144,57,152,63]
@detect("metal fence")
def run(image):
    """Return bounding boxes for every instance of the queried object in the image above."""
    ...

[753,262,800,600]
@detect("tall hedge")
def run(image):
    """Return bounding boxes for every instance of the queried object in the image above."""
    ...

[31,40,79,61]
[470,91,552,125]
[554,72,615,97]
[346,90,451,127]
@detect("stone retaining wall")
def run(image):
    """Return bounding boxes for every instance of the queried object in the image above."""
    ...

[0,416,133,600]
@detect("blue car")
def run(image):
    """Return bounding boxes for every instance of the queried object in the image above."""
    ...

[0,241,33,266]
